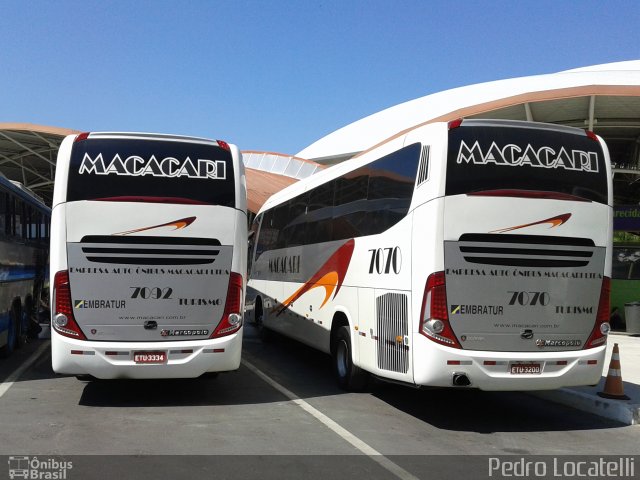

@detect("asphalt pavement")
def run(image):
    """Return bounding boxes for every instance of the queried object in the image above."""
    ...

[24,323,640,426]
[533,332,640,425]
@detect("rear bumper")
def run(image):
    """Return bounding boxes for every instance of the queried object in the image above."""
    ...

[413,335,607,391]
[51,328,242,379]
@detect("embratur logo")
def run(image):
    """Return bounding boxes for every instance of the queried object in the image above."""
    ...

[74,299,126,309]
[450,305,504,315]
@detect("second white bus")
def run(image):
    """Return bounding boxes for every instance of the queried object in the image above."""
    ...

[248,119,612,391]
[50,132,247,379]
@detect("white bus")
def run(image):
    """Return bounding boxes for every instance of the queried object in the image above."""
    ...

[50,132,247,379]
[248,119,612,391]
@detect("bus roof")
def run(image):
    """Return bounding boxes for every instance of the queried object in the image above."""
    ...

[0,172,50,214]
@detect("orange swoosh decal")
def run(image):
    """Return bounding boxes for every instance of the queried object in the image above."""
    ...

[281,271,339,312]
[114,216,196,236]
[275,239,355,316]
[490,213,571,233]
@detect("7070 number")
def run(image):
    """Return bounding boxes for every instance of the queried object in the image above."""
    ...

[368,247,402,274]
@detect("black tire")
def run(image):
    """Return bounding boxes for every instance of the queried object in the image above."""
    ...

[332,325,369,391]
[256,298,274,342]
[25,296,42,339]
[14,306,26,349]
[0,309,18,358]
[254,298,264,325]
[75,375,97,382]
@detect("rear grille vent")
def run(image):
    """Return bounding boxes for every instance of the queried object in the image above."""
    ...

[376,293,409,374]
[416,145,430,186]
[80,235,221,265]
[457,234,595,268]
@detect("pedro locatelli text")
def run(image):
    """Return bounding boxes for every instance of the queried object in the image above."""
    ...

[489,457,635,478]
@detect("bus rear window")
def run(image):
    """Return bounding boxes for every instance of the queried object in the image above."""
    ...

[67,138,235,206]
[445,125,608,204]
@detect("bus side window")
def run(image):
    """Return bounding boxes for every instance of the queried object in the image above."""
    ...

[332,170,369,241]
[15,199,24,240]
[363,143,421,236]
[273,203,290,250]
[305,181,335,245]
[248,213,262,274]
[284,194,308,248]
[0,193,6,235]
[256,210,274,257]
[9,196,16,237]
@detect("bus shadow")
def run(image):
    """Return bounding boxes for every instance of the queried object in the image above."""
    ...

[244,322,629,432]
[371,382,627,433]
[77,366,286,407]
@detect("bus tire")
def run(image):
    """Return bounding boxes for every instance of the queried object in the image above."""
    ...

[0,309,19,358]
[25,296,42,339]
[14,305,26,349]
[255,298,274,342]
[333,325,368,391]
[254,297,264,325]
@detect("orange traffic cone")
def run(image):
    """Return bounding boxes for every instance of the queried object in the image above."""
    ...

[597,343,630,400]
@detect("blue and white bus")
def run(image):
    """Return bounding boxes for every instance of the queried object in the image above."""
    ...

[0,174,50,358]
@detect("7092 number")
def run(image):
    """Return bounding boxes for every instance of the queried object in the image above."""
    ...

[130,287,173,299]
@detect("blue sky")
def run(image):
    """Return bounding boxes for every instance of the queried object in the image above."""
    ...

[1,1,639,155]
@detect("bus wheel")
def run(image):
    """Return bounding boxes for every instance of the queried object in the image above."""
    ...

[0,310,18,358]
[254,298,264,325]
[256,298,273,342]
[14,306,26,349]
[333,325,368,391]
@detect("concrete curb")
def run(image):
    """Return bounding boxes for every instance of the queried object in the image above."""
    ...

[530,388,640,426]
[527,334,640,426]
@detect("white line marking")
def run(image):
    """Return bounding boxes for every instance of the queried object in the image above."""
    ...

[0,340,51,399]
[242,359,420,480]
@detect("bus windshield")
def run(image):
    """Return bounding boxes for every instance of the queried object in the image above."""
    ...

[67,138,235,206]
[445,124,608,204]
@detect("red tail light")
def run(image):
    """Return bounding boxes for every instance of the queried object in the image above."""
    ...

[586,130,599,142]
[216,140,230,151]
[52,271,86,340]
[74,132,90,143]
[211,272,244,338]
[584,276,611,349]
[419,271,461,348]
[448,119,463,130]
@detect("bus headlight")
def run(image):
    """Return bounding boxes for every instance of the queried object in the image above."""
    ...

[424,319,445,335]
[54,314,69,328]
[600,322,611,336]
[228,313,242,326]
